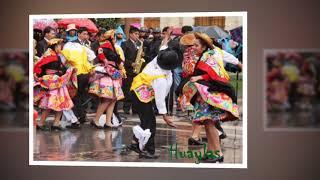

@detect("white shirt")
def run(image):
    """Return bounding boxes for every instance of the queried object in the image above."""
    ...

[141,45,172,114]
[221,49,240,66]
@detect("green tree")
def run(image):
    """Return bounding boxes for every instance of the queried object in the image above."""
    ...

[95,18,121,29]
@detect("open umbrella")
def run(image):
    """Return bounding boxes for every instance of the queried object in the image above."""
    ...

[193,25,230,40]
[33,19,58,31]
[230,26,242,44]
[130,22,141,29]
[57,18,98,33]
[172,27,182,36]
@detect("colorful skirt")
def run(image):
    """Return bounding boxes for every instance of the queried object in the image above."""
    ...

[178,81,240,123]
[193,97,225,124]
[89,72,124,100]
[34,68,77,112]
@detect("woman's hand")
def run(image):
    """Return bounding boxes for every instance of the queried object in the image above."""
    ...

[98,48,103,54]
[190,76,203,82]
[163,114,177,128]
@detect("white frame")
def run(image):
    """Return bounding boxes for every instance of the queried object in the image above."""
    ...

[29,12,248,168]
[263,49,320,132]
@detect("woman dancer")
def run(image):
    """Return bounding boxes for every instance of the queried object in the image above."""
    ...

[89,30,125,129]
[34,38,77,131]
[178,32,240,163]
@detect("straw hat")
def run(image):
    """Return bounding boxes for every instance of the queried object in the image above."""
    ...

[194,32,214,49]
[66,24,77,31]
[103,29,115,40]
[180,33,196,46]
[48,38,64,46]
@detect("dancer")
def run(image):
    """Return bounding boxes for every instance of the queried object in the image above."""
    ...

[126,44,181,159]
[178,32,240,163]
[88,30,125,129]
[34,38,78,131]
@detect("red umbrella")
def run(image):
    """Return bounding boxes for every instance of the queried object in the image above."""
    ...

[172,27,182,36]
[33,19,58,31]
[56,18,98,33]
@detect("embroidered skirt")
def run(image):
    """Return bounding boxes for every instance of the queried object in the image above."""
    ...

[89,72,124,100]
[178,81,240,123]
[34,68,77,112]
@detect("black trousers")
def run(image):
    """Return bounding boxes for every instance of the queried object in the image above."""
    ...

[131,91,156,154]
[122,76,134,113]
[72,74,90,122]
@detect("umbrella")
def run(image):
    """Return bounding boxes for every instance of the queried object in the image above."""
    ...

[230,26,242,44]
[57,18,98,33]
[193,25,230,40]
[130,23,141,29]
[172,27,182,36]
[33,19,58,31]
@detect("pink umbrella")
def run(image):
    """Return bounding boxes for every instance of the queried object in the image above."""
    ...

[130,23,141,29]
[172,27,182,36]
[33,19,58,31]
[57,18,98,33]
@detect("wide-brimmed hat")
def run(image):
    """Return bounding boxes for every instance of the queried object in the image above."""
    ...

[103,29,115,40]
[157,48,182,70]
[180,33,196,46]
[48,38,64,46]
[194,32,214,49]
[66,24,77,31]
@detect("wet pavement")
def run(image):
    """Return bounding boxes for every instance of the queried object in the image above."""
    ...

[0,110,28,130]
[266,104,320,129]
[33,113,243,163]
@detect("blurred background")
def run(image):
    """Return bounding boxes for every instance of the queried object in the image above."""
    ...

[266,50,320,129]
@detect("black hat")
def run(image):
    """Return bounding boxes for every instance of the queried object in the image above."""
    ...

[157,48,182,70]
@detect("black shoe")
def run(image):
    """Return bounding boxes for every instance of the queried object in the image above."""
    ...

[188,137,205,146]
[127,143,141,154]
[66,123,81,129]
[51,125,63,131]
[104,124,117,129]
[139,151,159,159]
[201,156,224,163]
[219,132,227,139]
[90,121,103,129]
[36,125,50,131]
[79,118,87,124]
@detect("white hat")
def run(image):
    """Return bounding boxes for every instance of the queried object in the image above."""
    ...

[66,24,77,31]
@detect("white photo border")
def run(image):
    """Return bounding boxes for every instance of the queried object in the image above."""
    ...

[29,11,248,168]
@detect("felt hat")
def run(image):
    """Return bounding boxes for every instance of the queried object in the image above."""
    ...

[194,32,214,49]
[157,48,182,70]
[66,24,77,32]
[180,33,196,46]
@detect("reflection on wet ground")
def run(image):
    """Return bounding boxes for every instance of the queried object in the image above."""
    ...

[0,110,28,129]
[34,115,242,164]
[267,104,320,129]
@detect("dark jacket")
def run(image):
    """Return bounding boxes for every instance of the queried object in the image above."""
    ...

[72,38,90,47]
[36,39,48,57]
[121,40,138,77]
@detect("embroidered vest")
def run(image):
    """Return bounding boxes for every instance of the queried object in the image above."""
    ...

[130,73,166,103]
[215,48,230,81]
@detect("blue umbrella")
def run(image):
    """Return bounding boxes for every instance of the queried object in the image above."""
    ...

[193,25,230,40]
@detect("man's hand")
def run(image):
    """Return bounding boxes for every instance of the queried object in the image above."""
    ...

[163,114,177,128]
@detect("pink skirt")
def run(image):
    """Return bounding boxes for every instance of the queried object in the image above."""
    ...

[89,74,124,100]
